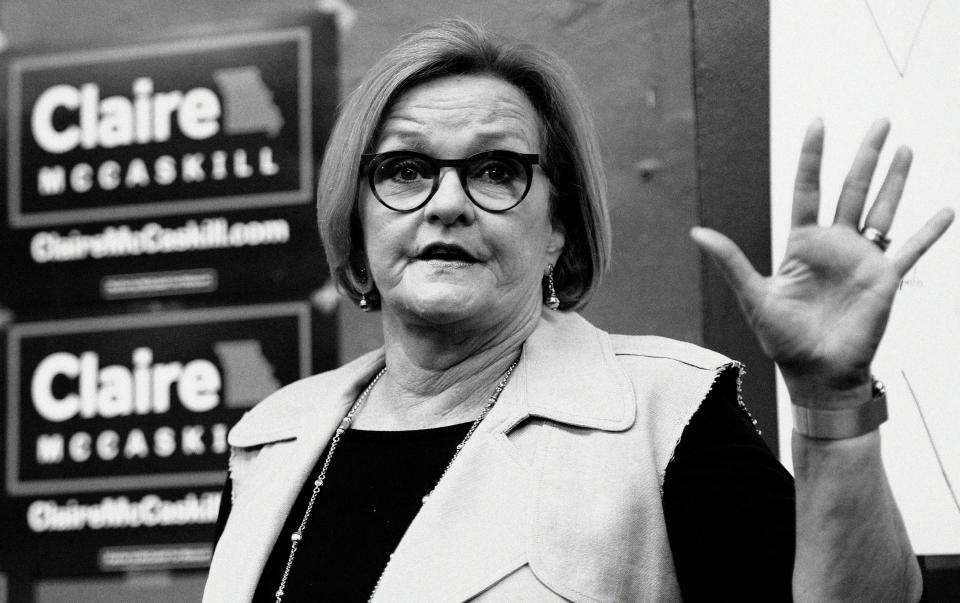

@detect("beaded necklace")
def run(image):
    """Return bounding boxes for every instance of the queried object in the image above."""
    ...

[275,359,520,602]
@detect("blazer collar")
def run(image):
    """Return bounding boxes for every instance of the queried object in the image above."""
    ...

[517,309,635,431]
[229,309,634,448]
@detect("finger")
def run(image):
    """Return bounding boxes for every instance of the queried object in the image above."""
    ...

[792,118,824,227]
[690,227,764,308]
[834,119,891,227]
[891,208,955,276]
[862,146,912,233]
[790,118,823,227]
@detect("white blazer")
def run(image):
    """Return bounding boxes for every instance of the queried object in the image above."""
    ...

[204,310,738,602]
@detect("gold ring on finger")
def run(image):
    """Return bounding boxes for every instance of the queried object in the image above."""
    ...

[860,226,891,251]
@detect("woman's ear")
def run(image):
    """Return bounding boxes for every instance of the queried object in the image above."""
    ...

[547,221,566,265]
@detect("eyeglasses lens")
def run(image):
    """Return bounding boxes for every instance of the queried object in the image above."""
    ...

[371,153,529,211]
[372,156,436,210]
[464,155,527,210]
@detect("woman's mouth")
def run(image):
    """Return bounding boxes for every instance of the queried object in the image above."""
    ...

[415,243,479,263]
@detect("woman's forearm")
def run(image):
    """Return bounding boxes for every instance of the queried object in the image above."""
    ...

[690,113,952,600]
[792,428,921,602]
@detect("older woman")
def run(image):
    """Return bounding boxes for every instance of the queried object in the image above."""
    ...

[205,19,953,602]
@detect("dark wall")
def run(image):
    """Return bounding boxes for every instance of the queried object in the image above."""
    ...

[689,0,777,451]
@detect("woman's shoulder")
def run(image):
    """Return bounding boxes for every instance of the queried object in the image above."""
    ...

[546,309,735,370]
[600,331,744,468]
[608,332,736,371]
[540,312,739,409]
[605,332,741,416]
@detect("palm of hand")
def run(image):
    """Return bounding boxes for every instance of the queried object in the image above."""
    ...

[751,225,898,385]
[692,119,954,401]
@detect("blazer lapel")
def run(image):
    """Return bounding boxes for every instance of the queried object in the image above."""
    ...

[372,310,637,601]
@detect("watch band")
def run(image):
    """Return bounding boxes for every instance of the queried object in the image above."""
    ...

[792,379,888,439]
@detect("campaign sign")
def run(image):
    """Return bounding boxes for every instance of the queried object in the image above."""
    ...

[0,300,336,586]
[0,14,337,308]
[4,301,324,496]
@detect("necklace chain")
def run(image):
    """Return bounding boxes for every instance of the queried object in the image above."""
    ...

[274,359,520,603]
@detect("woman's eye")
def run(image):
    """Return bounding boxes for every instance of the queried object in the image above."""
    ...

[381,159,426,182]
[396,166,419,181]
[475,161,517,183]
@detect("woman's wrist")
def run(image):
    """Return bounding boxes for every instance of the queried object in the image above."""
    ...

[782,369,873,410]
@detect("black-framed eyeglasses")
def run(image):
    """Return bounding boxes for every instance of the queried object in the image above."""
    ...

[360,150,540,213]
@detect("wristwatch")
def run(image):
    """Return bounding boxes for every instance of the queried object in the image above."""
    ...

[792,378,888,439]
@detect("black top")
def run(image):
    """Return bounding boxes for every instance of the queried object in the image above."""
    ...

[215,371,796,602]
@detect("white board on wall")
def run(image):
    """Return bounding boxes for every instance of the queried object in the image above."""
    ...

[771,0,960,555]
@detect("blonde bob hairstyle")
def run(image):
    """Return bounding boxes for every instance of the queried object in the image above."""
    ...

[318,18,611,311]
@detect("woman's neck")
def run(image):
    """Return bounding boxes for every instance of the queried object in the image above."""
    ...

[350,307,540,430]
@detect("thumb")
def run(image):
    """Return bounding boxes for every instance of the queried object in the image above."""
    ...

[690,226,764,310]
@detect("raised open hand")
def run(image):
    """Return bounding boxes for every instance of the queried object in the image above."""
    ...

[691,119,954,404]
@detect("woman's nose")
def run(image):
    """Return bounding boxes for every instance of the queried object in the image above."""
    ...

[424,167,476,226]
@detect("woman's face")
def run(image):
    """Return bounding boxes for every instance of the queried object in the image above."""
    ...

[359,74,565,330]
